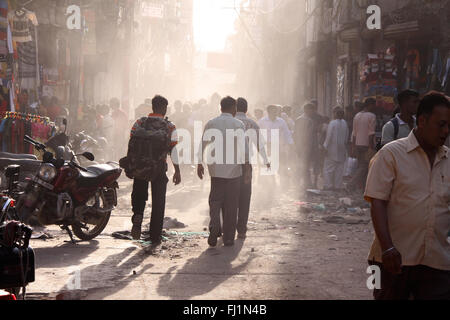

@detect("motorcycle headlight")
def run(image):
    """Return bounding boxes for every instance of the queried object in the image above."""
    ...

[38,163,57,182]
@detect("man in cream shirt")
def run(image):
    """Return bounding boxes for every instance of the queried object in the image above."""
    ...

[198,96,250,247]
[365,93,449,300]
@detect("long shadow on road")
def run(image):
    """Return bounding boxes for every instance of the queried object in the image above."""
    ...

[157,240,254,299]
[33,240,100,269]
[57,246,154,300]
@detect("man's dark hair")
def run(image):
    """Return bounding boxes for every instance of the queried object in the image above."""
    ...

[397,89,419,106]
[221,96,236,112]
[364,98,376,108]
[416,93,450,125]
[237,97,248,113]
[152,95,169,113]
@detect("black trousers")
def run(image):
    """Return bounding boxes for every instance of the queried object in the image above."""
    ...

[237,174,252,235]
[209,177,241,244]
[131,172,168,243]
[369,261,450,300]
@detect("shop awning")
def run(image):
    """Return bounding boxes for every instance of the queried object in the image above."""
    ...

[383,21,420,39]
[339,27,359,43]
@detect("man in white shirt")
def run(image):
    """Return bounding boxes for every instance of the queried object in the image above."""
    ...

[323,107,349,191]
[258,105,293,186]
[198,96,250,247]
[348,98,377,191]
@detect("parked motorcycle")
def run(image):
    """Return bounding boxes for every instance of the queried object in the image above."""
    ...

[15,135,122,242]
[0,165,34,300]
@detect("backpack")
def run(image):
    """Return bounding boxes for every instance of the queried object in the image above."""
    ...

[376,117,399,151]
[119,117,171,181]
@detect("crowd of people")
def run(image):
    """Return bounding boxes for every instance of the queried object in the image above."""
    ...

[124,90,449,300]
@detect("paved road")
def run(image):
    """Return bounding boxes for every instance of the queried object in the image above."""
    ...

[25,177,374,300]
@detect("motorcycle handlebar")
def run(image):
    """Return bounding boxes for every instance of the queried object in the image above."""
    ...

[24,135,46,151]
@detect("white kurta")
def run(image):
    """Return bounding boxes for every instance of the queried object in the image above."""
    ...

[323,119,349,189]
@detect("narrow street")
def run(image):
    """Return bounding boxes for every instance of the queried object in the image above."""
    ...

[25,175,374,300]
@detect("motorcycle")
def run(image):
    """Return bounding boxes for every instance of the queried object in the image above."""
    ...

[15,135,122,242]
[0,165,34,300]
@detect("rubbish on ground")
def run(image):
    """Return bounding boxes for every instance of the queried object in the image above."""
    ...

[347,207,363,215]
[314,204,326,211]
[339,198,353,207]
[163,217,186,229]
[31,232,53,240]
[328,235,339,241]
[306,189,322,196]
[323,215,370,225]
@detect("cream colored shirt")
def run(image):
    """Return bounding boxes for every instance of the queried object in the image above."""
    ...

[352,111,376,147]
[365,131,450,271]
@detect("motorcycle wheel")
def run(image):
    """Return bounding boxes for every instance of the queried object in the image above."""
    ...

[71,211,111,241]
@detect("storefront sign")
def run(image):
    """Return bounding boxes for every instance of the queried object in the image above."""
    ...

[66,5,81,30]
[366,5,381,30]
[142,2,164,18]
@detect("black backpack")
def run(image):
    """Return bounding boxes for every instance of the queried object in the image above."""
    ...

[119,117,171,181]
[376,117,399,151]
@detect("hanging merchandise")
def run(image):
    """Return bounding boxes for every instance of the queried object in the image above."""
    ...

[7,8,38,43]
[441,53,450,93]
[0,111,54,154]
[426,48,443,91]
[403,49,421,90]
[361,52,398,113]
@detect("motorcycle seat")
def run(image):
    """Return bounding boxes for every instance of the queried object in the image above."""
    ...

[77,164,121,187]
[0,158,42,173]
[0,152,38,160]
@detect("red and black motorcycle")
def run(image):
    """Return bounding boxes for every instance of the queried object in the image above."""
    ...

[15,135,122,242]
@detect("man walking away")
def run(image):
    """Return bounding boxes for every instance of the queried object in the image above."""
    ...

[198,96,249,247]
[235,97,270,240]
[365,93,450,300]
[294,103,316,190]
[123,95,181,246]
[348,98,377,191]
[380,90,420,148]
[323,107,349,191]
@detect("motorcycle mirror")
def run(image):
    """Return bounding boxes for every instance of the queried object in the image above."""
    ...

[82,152,95,161]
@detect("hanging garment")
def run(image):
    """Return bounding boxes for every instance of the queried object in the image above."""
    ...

[441,57,450,89]
[404,49,421,89]
[8,9,38,43]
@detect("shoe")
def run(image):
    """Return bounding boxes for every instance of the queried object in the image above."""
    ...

[208,234,218,247]
[237,233,247,240]
[224,241,234,247]
[131,224,142,240]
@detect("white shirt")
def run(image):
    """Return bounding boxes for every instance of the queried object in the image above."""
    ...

[199,113,248,179]
[323,119,349,163]
[258,116,294,146]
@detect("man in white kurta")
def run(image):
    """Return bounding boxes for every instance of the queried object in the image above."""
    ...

[323,107,349,191]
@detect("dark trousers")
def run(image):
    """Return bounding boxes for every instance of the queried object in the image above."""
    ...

[349,146,369,190]
[209,177,241,243]
[369,261,450,300]
[237,174,252,235]
[131,173,168,243]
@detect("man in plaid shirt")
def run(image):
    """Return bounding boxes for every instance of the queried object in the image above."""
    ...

[130,95,181,244]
